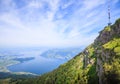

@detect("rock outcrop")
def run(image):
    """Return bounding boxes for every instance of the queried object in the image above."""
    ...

[95,18,120,84]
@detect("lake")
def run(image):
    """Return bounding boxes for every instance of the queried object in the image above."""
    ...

[8,55,66,75]
[0,47,81,75]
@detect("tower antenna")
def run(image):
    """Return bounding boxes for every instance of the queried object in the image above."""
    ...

[108,3,111,26]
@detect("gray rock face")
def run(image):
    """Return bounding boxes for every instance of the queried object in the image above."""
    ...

[83,50,90,68]
[81,19,120,84]
[94,19,120,84]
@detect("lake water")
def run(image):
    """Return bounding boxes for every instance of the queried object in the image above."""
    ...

[8,56,66,75]
[5,48,66,75]
[0,47,81,75]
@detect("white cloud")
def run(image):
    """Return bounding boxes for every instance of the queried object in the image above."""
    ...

[0,0,120,48]
[28,0,42,8]
[61,0,74,9]
[0,13,26,30]
[82,0,106,10]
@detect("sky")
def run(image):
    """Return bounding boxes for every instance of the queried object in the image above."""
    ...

[0,0,120,48]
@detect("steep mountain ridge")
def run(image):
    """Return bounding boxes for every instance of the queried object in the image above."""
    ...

[95,18,120,84]
[11,18,120,84]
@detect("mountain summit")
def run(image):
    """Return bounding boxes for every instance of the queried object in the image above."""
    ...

[11,18,120,84]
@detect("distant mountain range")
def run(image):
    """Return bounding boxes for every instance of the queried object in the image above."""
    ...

[40,48,82,60]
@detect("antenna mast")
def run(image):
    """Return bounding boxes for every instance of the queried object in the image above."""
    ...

[108,3,111,26]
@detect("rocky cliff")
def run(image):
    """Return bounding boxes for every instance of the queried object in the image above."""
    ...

[11,18,120,84]
[95,18,120,84]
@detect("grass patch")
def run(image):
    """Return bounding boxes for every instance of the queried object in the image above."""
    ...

[103,38,120,50]
[104,26,111,32]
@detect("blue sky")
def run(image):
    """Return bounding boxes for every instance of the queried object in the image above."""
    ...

[0,0,120,48]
